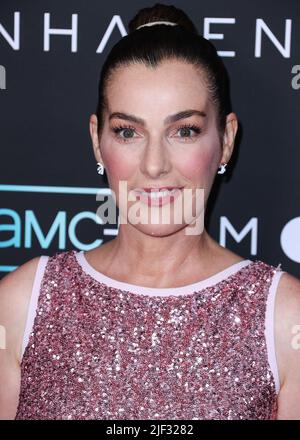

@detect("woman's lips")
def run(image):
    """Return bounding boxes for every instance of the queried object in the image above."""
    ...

[133,187,183,207]
[139,186,183,192]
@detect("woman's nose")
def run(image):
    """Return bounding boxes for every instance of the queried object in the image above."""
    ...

[140,138,171,178]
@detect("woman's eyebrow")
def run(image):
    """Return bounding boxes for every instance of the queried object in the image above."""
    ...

[108,109,207,126]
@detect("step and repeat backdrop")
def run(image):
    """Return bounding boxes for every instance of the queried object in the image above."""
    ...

[0,0,299,279]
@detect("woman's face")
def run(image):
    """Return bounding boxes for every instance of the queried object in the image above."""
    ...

[90,59,237,237]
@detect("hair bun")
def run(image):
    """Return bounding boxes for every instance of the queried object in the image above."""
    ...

[128,3,198,35]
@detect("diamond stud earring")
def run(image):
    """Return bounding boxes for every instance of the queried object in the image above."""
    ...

[97,162,104,175]
[217,163,227,174]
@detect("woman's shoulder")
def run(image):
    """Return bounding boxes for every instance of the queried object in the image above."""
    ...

[0,256,43,363]
[273,269,300,418]
[0,255,43,312]
[275,270,300,363]
[0,255,50,419]
[0,249,79,364]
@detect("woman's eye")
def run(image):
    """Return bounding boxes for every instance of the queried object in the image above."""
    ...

[112,125,137,142]
[175,124,201,139]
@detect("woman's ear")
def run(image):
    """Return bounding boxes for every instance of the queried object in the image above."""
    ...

[89,114,103,163]
[220,112,239,163]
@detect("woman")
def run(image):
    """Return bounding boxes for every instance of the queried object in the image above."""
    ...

[0,3,300,420]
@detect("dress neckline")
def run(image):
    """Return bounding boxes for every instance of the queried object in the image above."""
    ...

[74,250,253,297]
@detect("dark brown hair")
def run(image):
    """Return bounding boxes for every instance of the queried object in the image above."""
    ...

[96,3,232,145]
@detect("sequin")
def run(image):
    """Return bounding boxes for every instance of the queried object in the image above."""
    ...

[15,250,281,420]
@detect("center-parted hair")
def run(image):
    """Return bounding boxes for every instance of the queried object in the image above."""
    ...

[96,3,232,146]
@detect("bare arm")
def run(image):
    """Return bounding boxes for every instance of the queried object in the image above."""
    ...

[275,272,300,419]
[0,257,40,419]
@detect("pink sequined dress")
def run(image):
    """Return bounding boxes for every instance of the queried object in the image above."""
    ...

[15,249,284,420]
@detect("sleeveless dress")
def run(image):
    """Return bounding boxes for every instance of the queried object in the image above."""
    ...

[15,249,285,420]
